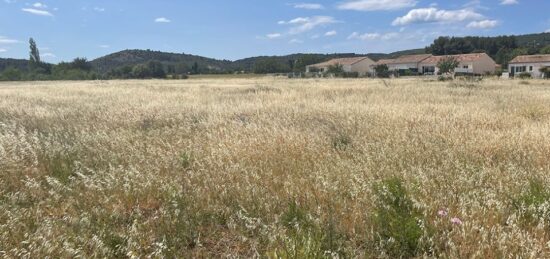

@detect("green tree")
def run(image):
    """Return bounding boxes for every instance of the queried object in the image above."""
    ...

[437,56,460,75]
[426,35,517,58]
[132,64,151,79]
[191,62,199,74]
[294,55,325,72]
[287,59,295,71]
[147,61,165,78]
[540,45,550,54]
[70,58,92,71]
[0,67,22,81]
[495,48,513,67]
[108,66,133,79]
[540,67,550,79]
[175,63,189,74]
[252,59,290,74]
[374,64,390,78]
[29,38,41,69]
[326,64,344,75]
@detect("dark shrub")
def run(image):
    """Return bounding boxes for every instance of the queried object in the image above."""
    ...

[372,178,430,258]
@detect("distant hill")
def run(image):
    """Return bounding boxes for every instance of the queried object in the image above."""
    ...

[3,32,549,77]
[89,49,427,75]
[90,49,233,74]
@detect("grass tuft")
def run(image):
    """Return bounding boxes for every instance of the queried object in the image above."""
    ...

[372,178,430,258]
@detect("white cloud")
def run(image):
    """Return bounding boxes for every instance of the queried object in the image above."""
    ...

[93,7,105,12]
[99,44,110,48]
[348,32,380,40]
[41,53,56,58]
[293,3,324,9]
[348,32,401,41]
[266,33,282,39]
[0,48,7,53]
[0,36,19,44]
[338,0,417,11]
[22,8,53,16]
[279,16,338,34]
[154,17,171,23]
[392,8,484,26]
[546,29,550,33]
[289,39,304,44]
[500,0,518,5]
[463,0,489,10]
[381,32,400,40]
[325,30,337,36]
[347,32,359,39]
[32,2,46,8]
[279,17,309,25]
[467,19,498,29]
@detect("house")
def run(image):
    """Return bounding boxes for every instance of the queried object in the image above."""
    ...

[306,57,375,76]
[375,54,433,75]
[419,53,497,75]
[508,54,550,78]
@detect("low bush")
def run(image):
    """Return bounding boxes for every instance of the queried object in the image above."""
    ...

[448,77,482,89]
[331,133,352,151]
[274,201,348,258]
[342,72,359,78]
[519,72,532,79]
[438,75,453,81]
[179,152,193,169]
[512,179,550,226]
[371,178,430,258]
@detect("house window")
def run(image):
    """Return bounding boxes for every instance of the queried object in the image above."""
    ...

[529,66,533,71]
[463,65,469,69]
[516,66,526,73]
[422,66,435,74]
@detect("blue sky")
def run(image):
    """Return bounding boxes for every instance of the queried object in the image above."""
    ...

[1,0,549,62]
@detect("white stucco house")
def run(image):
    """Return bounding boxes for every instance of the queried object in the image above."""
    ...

[306,57,376,76]
[508,54,550,78]
[374,54,433,75]
[419,53,497,75]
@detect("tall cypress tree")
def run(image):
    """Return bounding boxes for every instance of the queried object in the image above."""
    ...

[29,38,41,69]
[191,62,199,74]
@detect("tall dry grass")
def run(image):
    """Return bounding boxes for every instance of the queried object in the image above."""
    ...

[1,77,550,258]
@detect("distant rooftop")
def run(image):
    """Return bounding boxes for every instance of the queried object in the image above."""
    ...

[510,54,550,64]
[376,54,432,65]
[308,57,372,67]
[421,53,491,64]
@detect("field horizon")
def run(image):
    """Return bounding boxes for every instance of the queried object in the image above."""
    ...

[1,77,550,257]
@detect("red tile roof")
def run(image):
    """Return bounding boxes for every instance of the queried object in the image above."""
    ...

[420,53,491,64]
[308,57,372,67]
[376,54,432,65]
[510,54,550,64]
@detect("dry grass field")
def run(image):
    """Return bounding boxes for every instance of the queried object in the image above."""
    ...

[1,77,550,258]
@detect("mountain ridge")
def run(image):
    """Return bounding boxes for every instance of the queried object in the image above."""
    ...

[2,32,550,75]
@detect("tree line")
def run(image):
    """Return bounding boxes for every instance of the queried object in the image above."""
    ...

[426,35,550,67]
[0,38,200,81]
[2,34,550,81]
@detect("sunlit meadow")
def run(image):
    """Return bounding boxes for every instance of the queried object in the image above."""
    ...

[1,77,550,258]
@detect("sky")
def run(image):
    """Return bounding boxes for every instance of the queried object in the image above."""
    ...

[0,0,549,62]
